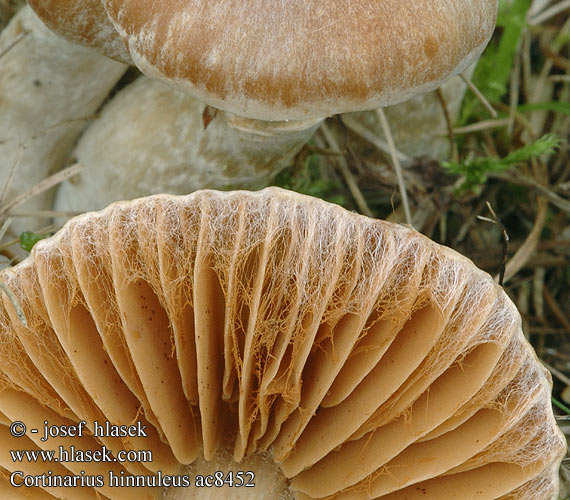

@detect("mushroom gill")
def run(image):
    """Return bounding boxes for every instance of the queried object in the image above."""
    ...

[0,188,565,499]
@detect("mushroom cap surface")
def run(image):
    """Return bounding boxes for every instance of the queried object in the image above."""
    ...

[28,0,131,62]
[31,0,498,120]
[102,0,499,120]
[0,188,565,499]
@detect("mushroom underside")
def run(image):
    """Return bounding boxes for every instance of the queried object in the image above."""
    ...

[0,188,565,500]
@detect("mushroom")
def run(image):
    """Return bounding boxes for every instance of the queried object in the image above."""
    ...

[0,188,565,499]
[52,67,477,218]
[54,76,321,215]
[343,66,475,162]
[26,0,130,63]
[27,1,498,184]
[0,6,127,256]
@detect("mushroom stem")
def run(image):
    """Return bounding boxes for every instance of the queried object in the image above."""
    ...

[54,77,322,215]
[0,6,127,250]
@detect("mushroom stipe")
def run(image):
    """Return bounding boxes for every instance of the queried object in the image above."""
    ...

[0,188,565,499]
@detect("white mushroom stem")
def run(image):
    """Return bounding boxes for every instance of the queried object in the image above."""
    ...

[0,6,127,248]
[54,76,322,215]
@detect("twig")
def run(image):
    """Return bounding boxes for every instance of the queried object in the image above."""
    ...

[459,73,498,118]
[435,88,459,162]
[543,348,570,361]
[0,163,83,218]
[319,124,374,218]
[376,108,412,226]
[552,398,570,416]
[340,115,410,163]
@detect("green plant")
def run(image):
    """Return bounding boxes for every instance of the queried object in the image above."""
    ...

[443,134,562,192]
[19,230,49,252]
[460,0,532,123]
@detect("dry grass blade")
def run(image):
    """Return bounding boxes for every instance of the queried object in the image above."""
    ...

[376,108,412,225]
[340,114,410,163]
[477,202,509,286]
[454,186,502,245]
[0,217,12,242]
[0,279,27,327]
[533,266,546,322]
[0,144,24,207]
[459,73,498,118]
[0,237,19,253]
[508,36,523,135]
[0,223,56,254]
[489,172,570,213]
[0,29,27,59]
[502,197,549,284]
[528,0,570,25]
[452,118,510,134]
[549,75,570,82]
[6,209,83,219]
[532,16,570,103]
[0,163,83,218]
[319,123,374,218]
[543,287,570,333]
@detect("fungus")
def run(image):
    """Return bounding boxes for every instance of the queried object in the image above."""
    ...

[0,187,565,499]
[343,67,475,162]
[0,6,126,254]
[52,69,478,218]
[54,77,314,215]
[26,0,130,63]
[27,1,498,179]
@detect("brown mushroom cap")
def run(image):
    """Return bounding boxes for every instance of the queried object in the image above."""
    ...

[27,0,130,62]
[0,188,565,499]
[101,0,498,120]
